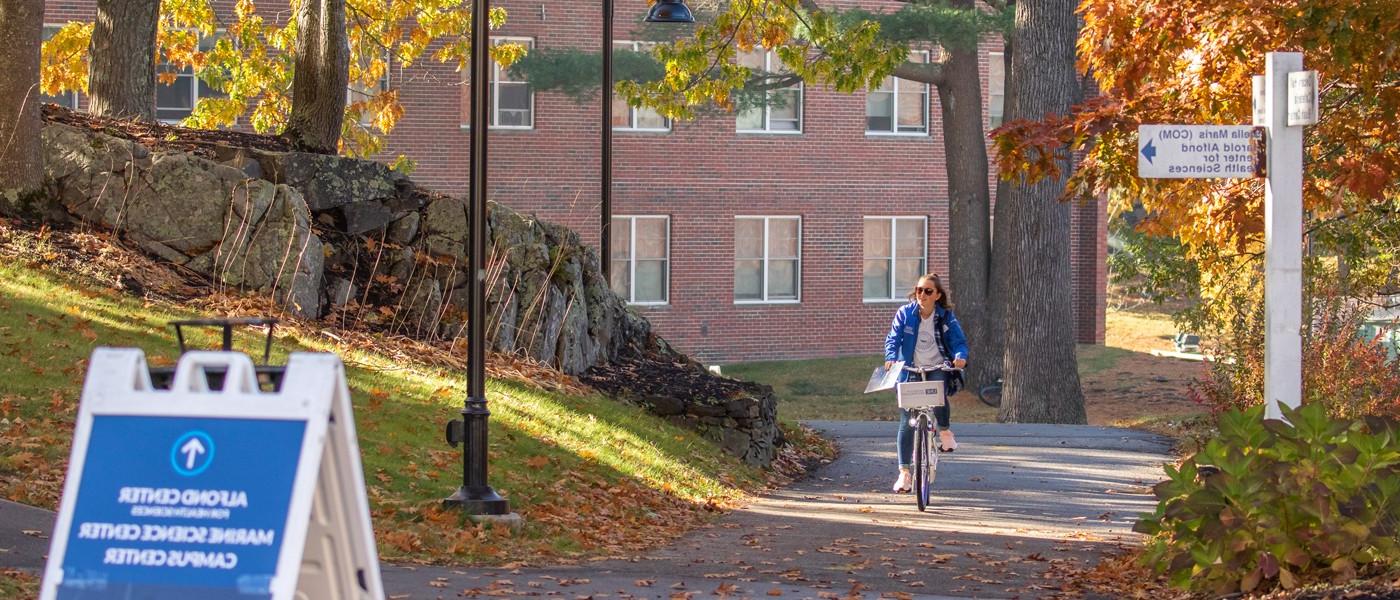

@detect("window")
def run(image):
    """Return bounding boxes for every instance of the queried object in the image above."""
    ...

[735,217,801,302]
[156,34,220,122]
[988,51,1005,128]
[612,42,669,131]
[736,50,802,133]
[863,217,927,301]
[610,216,670,304]
[348,51,391,127]
[867,51,929,134]
[40,26,78,109]
[461,37,534,129]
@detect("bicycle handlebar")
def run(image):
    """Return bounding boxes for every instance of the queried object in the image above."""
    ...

[902,362,963,373]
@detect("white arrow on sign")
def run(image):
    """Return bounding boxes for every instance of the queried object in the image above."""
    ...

[181,437,207,470]
[1138,125,1262,179]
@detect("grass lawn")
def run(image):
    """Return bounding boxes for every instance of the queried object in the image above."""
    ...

[0,227,778,566]
[725,307,1211,430]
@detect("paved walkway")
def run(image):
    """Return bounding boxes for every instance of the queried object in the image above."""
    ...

[2,423,1172,599]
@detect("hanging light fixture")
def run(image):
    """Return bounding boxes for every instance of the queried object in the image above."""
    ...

[645,0,696,23]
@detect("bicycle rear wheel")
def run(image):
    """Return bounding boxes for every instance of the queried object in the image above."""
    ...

[977,382,1002,408]
[914,413,935,511]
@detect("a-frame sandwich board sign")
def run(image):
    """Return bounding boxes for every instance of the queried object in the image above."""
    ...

[40,349,385,600]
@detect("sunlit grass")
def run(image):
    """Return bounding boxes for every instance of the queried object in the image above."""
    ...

[0,253,762,564]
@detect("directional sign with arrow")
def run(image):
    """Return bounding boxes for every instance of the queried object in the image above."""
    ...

[1138,125,1261,179]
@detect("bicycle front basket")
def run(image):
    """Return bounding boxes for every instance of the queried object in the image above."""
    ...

[897,379,947,409]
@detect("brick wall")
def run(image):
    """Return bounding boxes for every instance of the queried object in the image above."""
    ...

[41,0,1107,363]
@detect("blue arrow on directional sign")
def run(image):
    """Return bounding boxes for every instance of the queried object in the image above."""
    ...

[1141,139,1157,164]
[171,430,215,476]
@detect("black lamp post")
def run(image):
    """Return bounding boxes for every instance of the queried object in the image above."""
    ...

[446,0,695,517]
[443,0,509,515]
[601,0,695,284]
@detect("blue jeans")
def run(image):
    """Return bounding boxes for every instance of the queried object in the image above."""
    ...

[896,370,950,468]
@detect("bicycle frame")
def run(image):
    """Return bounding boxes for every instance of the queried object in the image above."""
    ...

[897,363,959,511]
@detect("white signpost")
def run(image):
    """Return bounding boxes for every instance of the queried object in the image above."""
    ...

[1138,52,1316,421]
[1137,125,1261,179]
[40,349,385,600]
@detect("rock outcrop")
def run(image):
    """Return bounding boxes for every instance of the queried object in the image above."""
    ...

[25,118,781,467]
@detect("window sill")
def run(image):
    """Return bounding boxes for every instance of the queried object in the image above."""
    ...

[459,124,536,131]
[736,130,803,136]
[615,128,672,134]
[865,131,930,138]
[628,301,669,307]
[734,300,802,305]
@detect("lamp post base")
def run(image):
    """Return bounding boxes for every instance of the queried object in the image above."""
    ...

[442,486,511,515]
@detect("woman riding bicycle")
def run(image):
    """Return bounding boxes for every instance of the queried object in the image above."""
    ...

[884,273,968,493]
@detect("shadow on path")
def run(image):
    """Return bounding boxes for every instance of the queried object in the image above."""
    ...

[381,422,1173,599]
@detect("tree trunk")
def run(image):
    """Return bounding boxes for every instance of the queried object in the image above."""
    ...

[86,0,158,121]
[984,35,1015,411]
[0,0,44,215]
[282,0,349,153]
[996,0,1086,424]
[935,7,995,390]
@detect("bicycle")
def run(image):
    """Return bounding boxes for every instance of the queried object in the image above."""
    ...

[897,362,962,512]
[977,377,1002,408]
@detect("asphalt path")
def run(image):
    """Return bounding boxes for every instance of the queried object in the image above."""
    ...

[378,422,1173,599]
[1,422,1173,599]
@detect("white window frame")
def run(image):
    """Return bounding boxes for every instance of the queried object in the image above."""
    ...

[862,216,929,303]
[347,50,392,127]
[155,31,220,124]
[734,216,802,304]
[41,25,79,109]
[612,41,671,132]
[611,215,671,306]
[491,36,534,129]
[866,50,930,136]
[988,51,1006,129]
[736,50,803,135]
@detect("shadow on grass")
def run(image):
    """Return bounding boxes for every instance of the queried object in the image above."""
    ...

[0,262,763,564]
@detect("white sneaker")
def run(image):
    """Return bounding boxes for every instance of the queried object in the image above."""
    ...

[892,469,912,493]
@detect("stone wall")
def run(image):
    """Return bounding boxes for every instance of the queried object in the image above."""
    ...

[29,121,780,466]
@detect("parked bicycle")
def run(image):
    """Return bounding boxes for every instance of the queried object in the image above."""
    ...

[898,362,962,512]
[977,377,1002,408]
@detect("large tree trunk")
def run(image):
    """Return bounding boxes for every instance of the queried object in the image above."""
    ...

[0,0,44,215]
[282,0,349,153]
[935,10,996,390]
[86,0,158,121]
[996,0,1085,423]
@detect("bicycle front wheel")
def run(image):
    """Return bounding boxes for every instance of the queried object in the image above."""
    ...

[914,413,935,511]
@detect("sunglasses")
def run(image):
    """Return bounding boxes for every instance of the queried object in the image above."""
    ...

[916,287,938,296]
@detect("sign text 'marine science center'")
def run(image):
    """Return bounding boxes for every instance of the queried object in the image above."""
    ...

[1137,125,1262,179]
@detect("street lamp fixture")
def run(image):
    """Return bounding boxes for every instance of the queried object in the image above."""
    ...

[645,0,697,23]
[602,0,695,286]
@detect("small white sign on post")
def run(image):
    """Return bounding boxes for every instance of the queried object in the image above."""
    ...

[1137,125,1262,179]
[1287,70,1319,126]
[1253,75,1268,126]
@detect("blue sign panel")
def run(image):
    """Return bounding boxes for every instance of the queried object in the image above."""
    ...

[57,415,306,599]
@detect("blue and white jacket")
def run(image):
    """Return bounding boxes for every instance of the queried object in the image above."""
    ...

[884,302,970,392]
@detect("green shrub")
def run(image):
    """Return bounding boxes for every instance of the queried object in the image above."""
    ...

[1136,403,1400,596]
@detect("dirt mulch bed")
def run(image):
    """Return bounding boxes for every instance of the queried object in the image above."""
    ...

[42,104,295,159]
[580,355,770,404]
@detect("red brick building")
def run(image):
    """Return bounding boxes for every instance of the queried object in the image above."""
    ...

[40,0,1106,364]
